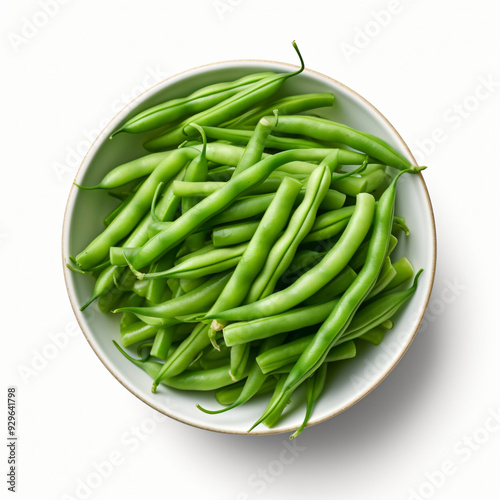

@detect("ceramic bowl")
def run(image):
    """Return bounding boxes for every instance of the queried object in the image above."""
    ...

[62,60,436,435]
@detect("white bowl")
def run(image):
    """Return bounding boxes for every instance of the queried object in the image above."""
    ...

[62,60,436,435]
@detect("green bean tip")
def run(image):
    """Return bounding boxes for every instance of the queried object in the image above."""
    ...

[73,182,100,190]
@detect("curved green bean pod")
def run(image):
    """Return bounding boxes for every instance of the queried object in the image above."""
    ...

[133,243,248,281]
[339,269,421,343]
[111,72,275,136]
[212,221,261,247]
[226,92,335,128]
[121,321,159,347]
[144,42,305,151]
[384,257,414,291]
[223,299,340,347]
[214,376,277,407]
[269,115,412,170]
[75,152,170,190]
[200,126,327,150]
[233,116,276,176]
[290,362,328,438]
[302,206,355,243]
[303,265,357,306]
[114,271,232,319]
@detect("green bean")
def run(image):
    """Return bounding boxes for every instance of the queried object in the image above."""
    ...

[339,270,421,344]
[211,192,374,322]
[175,242,215,264]
[257,334,358,375]
[150,326,175,360]
[121,321,159,347]
[302,206,355,243]
[303,265,357,306]
[384,257,414,291]
[270,115,412,170]
[143,42,305,151]
[199,343,230,370]
[233,116,276,176]
[212,221,261,247]
[75,152,170,190]
[181,126,208,215]
[201,126,327,150]
[179,276,209,293]
[114,341,244,390]
[205,193,276,226]
[366,256,397,299]
[290,362,328,439]
[263,341,357,375]
[261,375,289,428]
[349,233,398,272]
[278,249,326,287]
[223,299,339,347]
[358,323,390,346]
[173,180,228,198]
[114,271,232,319]
[144,250,177,304]
[278,148,369,172]
[119,292,145,331]
[111,72,275,136]
[132,243,248,280]
[162,363,247,391]
[208,186,346,227]
[226,92,335,128]
[250,168,422,431]
[229,344,251,381]
[331,164,387,196]
[214,376,277,407]
[174,178,284,199]
[103,191,135,226]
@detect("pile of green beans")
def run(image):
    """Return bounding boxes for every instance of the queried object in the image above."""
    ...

[69,42,425,437]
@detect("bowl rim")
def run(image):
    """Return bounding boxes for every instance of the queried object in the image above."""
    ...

[62,58,437,435]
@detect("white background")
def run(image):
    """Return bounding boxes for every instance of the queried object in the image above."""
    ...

[1,1,499,499]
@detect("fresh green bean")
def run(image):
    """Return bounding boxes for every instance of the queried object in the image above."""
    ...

[200,125,327,150]
[290,362,328,439]
[114,271,232,319]
[226,92,335,128]
[212,221,261,247]
[270,115,412,170]
[144,43,305,151]
[75,152,170,190]
[111,72,275,136]
[233,116,276,176]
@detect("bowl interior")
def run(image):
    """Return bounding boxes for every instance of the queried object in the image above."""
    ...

[62,61,436,435]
